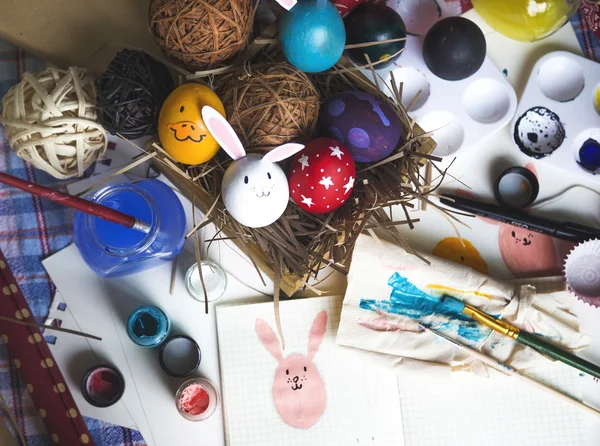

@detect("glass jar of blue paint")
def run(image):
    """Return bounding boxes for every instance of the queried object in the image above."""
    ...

[127,305,171,348]
[74,180,186,278]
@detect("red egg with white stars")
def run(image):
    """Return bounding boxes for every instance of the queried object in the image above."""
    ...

[289,137,356,214]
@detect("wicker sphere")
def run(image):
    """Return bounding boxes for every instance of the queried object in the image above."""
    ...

[148,0,254,71]
[96,50,174,139]
[218,63,320,151]
[0,67,107,179]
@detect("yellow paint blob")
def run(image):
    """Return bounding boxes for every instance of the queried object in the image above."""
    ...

[426,284,493,300]
[158,83,225,165]
[594,87,600,115]
[432,237,489,275]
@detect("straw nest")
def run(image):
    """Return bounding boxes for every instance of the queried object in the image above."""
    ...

[138,57,446,298]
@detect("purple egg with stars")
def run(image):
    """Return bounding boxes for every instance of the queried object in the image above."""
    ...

[320,91,402,163]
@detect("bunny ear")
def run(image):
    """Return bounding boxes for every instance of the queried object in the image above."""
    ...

[201,106,246,160]
[307,311,327,360]
[263,143,305,163]
[255,318,284,363]
[274,0,297,10]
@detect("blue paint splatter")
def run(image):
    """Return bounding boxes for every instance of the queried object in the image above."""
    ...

[359,273,491,343]
[328,126,344,143]
[578,138,600,174]
[348,127,370,149]
[503,68,508,76]
[328,99,345,117]
[349,91,390,126]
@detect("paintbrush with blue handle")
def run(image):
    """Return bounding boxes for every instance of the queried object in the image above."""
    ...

[441,295,600,380]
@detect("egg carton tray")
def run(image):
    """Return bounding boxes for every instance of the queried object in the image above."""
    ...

[511,51,600,181]
[359,4,517,158]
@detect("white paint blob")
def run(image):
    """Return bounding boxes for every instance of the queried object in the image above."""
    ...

[393,67,431,111]
[497,172,534,207]
[161,337,201,376]
[463,78,511,124]
[419,110,464,156]
[537,56,585,102]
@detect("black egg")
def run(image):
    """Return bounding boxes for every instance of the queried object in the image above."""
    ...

[422,17,486,81]
[344,3,406,69]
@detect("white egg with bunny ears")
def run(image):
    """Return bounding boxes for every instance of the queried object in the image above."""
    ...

[202,106,305,228]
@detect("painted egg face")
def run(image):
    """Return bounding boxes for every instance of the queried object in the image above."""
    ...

[222,154,290,228]
[432,237,488,275]
[321,91,402,163]
[289,137,356,214]
[158,84,225,165]
[513,106,565,158]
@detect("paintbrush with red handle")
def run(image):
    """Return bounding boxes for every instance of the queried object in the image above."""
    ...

[0,172,150,232]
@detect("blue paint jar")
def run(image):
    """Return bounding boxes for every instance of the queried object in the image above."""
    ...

[279,0,345,73]
[73,180,186,277]
[127,305,171,347]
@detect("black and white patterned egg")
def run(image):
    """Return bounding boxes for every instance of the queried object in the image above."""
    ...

[513,106,565,159]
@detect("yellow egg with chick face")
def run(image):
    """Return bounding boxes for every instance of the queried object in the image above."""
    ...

[158,83,226,165]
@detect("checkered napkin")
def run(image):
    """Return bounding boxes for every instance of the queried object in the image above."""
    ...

[0,42,144,446]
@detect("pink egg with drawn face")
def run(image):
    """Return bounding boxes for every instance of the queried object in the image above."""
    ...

[498,226,574,278]
[321,91,402,163]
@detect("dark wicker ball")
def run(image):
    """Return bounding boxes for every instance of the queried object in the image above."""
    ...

[96,50,174,139]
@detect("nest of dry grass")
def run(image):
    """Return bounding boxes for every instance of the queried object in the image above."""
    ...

[138,53,454,302]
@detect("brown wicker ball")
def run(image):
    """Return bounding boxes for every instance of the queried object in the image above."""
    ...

[218,63,321,152]
[148,0,254,71]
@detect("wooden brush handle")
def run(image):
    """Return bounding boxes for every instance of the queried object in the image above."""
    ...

[518,330,600,379]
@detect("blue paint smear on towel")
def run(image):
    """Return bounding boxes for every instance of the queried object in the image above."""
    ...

[359,272,490,343]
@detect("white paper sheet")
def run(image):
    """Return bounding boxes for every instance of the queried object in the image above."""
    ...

[216,296,404,446]
[43,242,266,446]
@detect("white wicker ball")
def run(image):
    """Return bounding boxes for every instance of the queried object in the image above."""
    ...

[1,67,107,179]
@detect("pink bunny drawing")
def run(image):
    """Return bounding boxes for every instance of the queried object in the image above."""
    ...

[455,163,574,278]
[255,311,328,429]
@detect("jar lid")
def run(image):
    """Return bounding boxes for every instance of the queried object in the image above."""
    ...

[494,166,539,208]
[159,335,202,377]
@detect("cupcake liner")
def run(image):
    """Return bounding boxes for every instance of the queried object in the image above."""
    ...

[564,239,600,307]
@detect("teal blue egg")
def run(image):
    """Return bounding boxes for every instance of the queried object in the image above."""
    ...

[279,0,345,73]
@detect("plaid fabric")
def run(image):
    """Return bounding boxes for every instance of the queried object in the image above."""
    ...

[0,2,598,444]
[0,42,144,446]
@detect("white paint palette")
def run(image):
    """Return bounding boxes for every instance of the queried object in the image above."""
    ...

[359,19,517,157]
[512,51,600,181]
